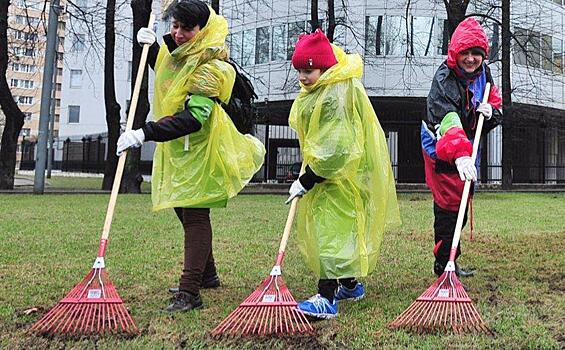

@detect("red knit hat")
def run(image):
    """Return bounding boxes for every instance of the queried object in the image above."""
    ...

[291,29,338,70]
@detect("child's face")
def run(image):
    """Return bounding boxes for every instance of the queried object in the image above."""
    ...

[298,69,323,86]
[170,19,200,46]
[456,49,483,73]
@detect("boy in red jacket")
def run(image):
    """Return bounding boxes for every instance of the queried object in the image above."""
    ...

[420,18,502,276]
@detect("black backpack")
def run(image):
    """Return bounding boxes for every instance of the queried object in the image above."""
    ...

[222,60,258,134]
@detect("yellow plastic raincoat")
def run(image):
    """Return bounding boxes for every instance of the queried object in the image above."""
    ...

[289,45,401,279]
[151,9,265,210]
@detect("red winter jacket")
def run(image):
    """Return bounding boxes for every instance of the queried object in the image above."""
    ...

[421,17,502,211]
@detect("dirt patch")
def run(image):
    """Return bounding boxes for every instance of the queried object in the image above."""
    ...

[205,333,336,350]
[485,276,500,306]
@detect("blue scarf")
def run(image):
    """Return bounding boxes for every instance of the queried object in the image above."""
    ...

[456,63,487,108]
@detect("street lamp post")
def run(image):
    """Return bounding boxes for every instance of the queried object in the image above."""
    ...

[33,0,60,193]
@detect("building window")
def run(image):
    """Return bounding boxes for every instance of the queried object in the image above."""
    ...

[23,112,33,121]
[12,63,37,73]
[229,32,242,64]
[57,67,63,76]
[541,34,553,71]
[553,38,563,74]
[384,16,409,56]
[333,17,347,48]
[12,29,38,41]
[366,16,383,56]
[55,114,60,122]
[14,15,40,25]
[287,21,307,60]
[13,47,36,57]
[55,99,61,107]
[14,0,43,10]
[14,95,33,105]
[411,17,435,56]
[514,28,542,68]
[514,27,528,66]
[56,83,62,91]
[485,21,500,61]
[70,69,82,88]
[11,79,35,89]
[68,105,80,123]
[271,24,287,61]
[70,33,85,52]
[242,29,256,66]
[255,26,270,64]
[367,15,411,56]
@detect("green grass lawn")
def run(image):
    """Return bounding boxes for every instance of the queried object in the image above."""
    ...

[1,193,563,349]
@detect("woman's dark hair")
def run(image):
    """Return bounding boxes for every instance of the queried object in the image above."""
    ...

[163,0,210,29]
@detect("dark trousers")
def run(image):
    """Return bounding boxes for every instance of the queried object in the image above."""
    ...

[433,202,468,267]
[174,208,217,295]
[318,278,357,302]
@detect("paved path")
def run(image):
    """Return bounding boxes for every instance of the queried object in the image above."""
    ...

[14,177,34,187]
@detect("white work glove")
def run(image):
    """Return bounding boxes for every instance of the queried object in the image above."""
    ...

[116,129,145,156]
[285,179,307,204]
[454,156,477,182]
[476,102,492,120]
[136,27,156,46]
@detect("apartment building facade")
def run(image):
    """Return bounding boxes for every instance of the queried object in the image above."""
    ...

[6,0,65,164]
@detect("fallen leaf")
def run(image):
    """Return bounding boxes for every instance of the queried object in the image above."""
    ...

[23,307,38,315]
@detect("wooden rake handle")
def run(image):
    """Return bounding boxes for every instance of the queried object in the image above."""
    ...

[448,82,491,262]
[274,186,301,266]
[99,14,156,252]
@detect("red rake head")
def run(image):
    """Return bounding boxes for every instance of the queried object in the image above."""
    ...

[388,271,492,335]
[211,274,314,337]
[31,268,138,336]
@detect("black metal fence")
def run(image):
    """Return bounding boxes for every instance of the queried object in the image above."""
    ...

[61,136,106,173]
[18,117,565,184]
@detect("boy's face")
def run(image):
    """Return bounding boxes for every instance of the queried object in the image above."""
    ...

[298,69,323,86]
[170,19,200,46]
[456,49,483,73]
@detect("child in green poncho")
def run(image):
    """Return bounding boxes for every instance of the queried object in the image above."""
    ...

[286,29,400,319]
[116,0,264,312]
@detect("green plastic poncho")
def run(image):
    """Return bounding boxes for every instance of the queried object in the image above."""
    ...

[289,45,401,279]
[150,9,265,210]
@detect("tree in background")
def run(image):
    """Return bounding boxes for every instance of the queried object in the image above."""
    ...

[0,0,31,189]
[102,0,122,190]
[121,0,152,193]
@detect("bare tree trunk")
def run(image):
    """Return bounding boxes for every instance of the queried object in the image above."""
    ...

[102,0,122,190]
[442,0,470,37]
[310,0,319,32]
[0,0,25,189]
[326,0,335,42]
[501,0,513,189]
[122,0,152,193]
[211,0,219,13]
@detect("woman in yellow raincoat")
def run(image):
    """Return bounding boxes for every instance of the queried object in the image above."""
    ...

[117,0,265,312]
[286,29,400,319]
